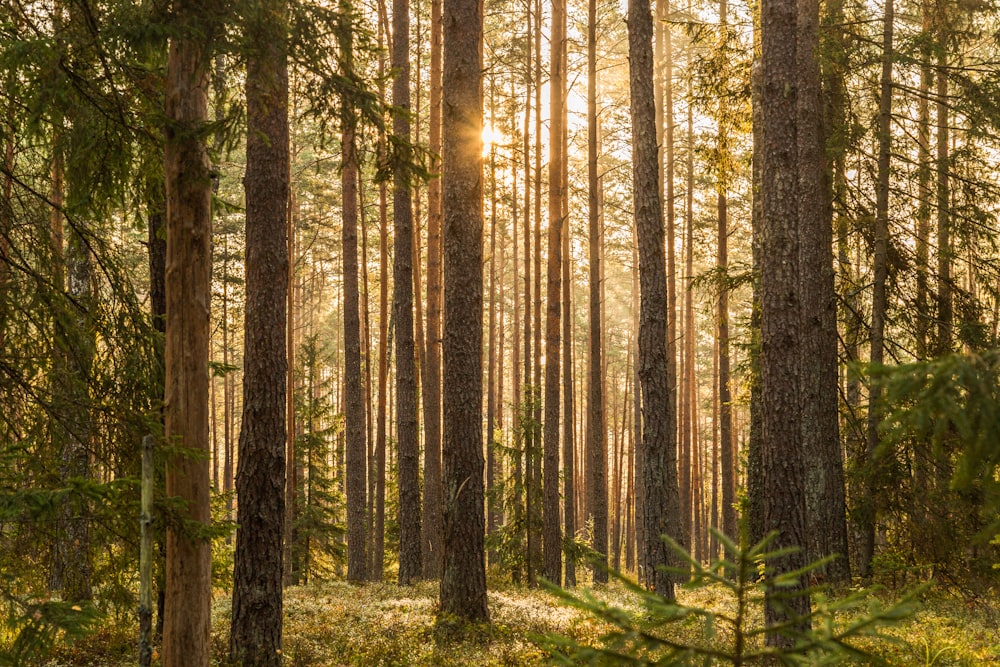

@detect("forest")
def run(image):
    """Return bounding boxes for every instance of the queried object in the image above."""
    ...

[0,0,999,663]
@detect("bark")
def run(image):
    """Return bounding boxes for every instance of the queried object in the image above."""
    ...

[439,0,488,620]
[759,0,812,636]
[422,0,444,579]
[586,0,608,585]
[394,0,422,585]
[561,74,575,588]
[859,0,894,580]
[935,61,950,356]
[629,0,682,598]
[162,1,215,660]
[797,0,850,583]
[341,1,368,582]
[543,0,566,585]
[487,85,498,563]
[519,21,532,584]
[716,0,737,547]
[530,0,544,586]
[230,0,290,660]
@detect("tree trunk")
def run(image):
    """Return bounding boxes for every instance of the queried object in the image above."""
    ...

[230,0,289,659]
[422,0,444,580]
[797,0,850,583]
[859,0,894,580]
[759,0,812,637]
[439,0,488,620]
[586,0,608,585]
[341,0,368,582]
[716,0,737,548]
[543,0,566,584]
[629,0,682,598]
[162,1,214,661]
[393,0,422,585]
[561,77,575,587]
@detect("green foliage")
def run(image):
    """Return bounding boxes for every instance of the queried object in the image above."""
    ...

[875,352,1000,579]
[0,591,99,667]
[290,335,346,582]
[545,531,921,665]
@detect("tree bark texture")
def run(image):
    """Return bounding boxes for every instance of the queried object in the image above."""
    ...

[440,0,488,620]
[543,0,566,585]
[162,2,214,661]
[341,16,368,581]
[393,0,423,585]
[230,0,289,661]
[421,0,445,582]
[629,0,682,599]
[760,0,812,637]
[796,0,850,583]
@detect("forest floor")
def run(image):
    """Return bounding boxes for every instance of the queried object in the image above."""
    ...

[43,577,1000,666]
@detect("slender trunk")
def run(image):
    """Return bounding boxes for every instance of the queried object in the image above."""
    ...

[230,0,290,658]
[393,0,422,585]
[520,12,532,583]
[487,85,499,564]
[341,0,368,582]
[422,0,444,580]
[630,0,682,598]
[586,0,607,584]
[716,0,737,547]
[561,113,575,587]
[543,0,566,584]
[935,60,950,356]
[797,0,850,583]
[162,2,214,660]
[860,0,894,580]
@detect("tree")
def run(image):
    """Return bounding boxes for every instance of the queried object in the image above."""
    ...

[758,0,812,639]
[859,0,894,580]
[394,0,423,585]
[339,0,368,584]
[439,0,489,621]
[422,0,445,580]
[162,1,217,663]
[796,0,850,582]
[585,0,606,587]
[715,0,737,549]
[229,0,290,661]
[543,0,566,586]
[628,0,683,598]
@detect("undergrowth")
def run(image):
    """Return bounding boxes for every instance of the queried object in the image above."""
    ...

[24,575,1000,666]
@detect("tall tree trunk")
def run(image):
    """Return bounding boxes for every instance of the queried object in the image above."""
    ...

[629,0,682,598]
[439,0,488,620]
[797,0,850,583]
[510,75,523,583]
[230,0,289,659]
[393,0,422,585]
[716,0,737,547]
[374,44,390,578]
[859,0,894,580]
[162,1,215,661]
[586,0,608,585]
[935,60,950,356]
[682,111,695,548]
[561,79,576,588]
[519,17,532,584]
[543,0,566,585]
[340,0,368,583]
[487,85,499,565]
[422,0,445,580]
[759,0,812,637]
